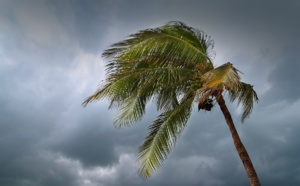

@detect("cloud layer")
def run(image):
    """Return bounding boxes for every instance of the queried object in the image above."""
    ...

[1,0,300,185]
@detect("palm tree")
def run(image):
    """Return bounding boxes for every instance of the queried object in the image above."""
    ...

[83,21,260,186]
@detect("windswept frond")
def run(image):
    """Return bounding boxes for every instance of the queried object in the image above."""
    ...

[82,83,113,107]
[228,82,259,122]
[198,63,258,122]
[82,71,140,107]
[137,92,194,178]
[194,62,242,106]
[155,88,179,111]
[201,62,242,89]
[114,89,149,127]
[84,21,215,110]
[83,65,195,127]
[102,21,214,73]
[113,67,192,127]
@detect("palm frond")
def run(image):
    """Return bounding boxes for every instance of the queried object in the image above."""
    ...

[193,62,242,105]
[83,65,195,127]
[112,66,192,127]
[201,62,242,89]
[84,21,215,111]
[82,83,113,107]
[155,88,179,111]
[102,21,214,73]
[228,82,259,122]
[137,92,194,178]
[82,71,140,107]
[114,89,149,127]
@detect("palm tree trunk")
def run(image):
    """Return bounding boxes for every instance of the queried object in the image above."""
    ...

[216,95,261,186]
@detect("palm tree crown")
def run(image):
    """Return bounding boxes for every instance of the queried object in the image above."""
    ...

[83,21,259,183]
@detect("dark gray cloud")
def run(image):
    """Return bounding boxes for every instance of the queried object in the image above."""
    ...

[48,0,113,53]
[46,109,118,167]
[265,40,300,102]
[0,0,299,186]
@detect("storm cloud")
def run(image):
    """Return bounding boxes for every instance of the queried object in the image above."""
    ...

[1,0,300,185]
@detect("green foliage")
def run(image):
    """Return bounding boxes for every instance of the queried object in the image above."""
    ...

[83,21,258,178]
[228,82,259,122]
[138,92,194,178]
[201,62,241,89]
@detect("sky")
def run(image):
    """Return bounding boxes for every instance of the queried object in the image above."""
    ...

[0,0,300,185]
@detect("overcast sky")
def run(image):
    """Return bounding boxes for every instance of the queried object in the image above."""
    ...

[1,0,300,185]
